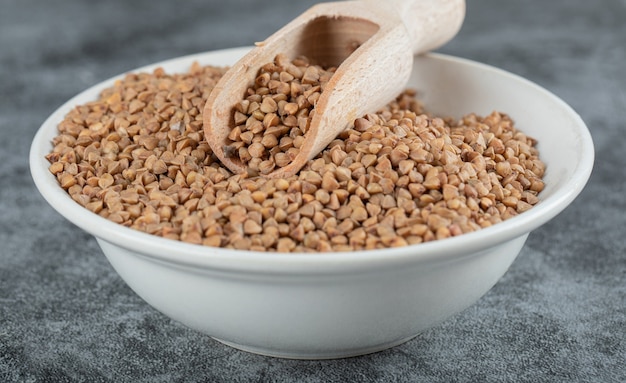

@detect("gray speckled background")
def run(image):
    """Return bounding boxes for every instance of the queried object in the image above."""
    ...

[1,0,624,382]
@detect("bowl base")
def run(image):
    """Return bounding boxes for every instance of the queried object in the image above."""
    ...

[211,334,420,360]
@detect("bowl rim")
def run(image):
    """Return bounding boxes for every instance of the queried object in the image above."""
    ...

[29,47,594,274]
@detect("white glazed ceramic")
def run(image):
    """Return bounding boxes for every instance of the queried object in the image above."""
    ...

[30,47,594,359]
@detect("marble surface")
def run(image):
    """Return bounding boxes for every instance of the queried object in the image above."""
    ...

[1,0,624,381]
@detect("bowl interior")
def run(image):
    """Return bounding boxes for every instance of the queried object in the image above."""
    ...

[29,47,594,270]
[409,54,592,200]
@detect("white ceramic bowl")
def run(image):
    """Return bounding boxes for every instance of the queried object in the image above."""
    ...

[30,47,594,359]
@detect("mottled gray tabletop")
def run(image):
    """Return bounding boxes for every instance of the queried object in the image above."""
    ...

[1,0,624,382]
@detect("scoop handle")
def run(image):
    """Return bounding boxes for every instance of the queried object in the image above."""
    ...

[366,0,466,54]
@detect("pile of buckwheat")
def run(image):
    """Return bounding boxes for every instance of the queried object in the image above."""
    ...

[46,55,545,252]
[223,54,336,176]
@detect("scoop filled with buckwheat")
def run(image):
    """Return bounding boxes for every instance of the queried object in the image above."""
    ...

[203,0,465,178]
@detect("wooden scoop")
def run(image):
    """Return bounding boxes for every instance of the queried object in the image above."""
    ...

[203,0,465,178]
